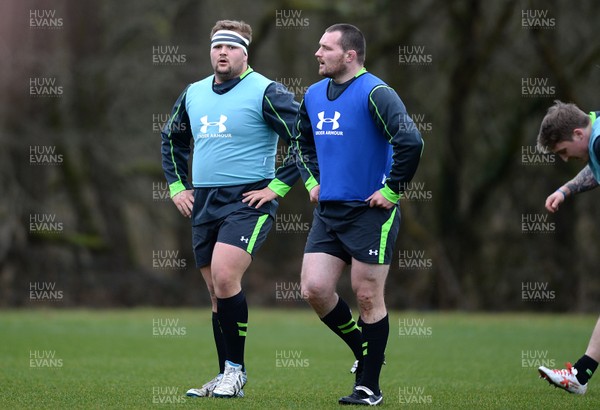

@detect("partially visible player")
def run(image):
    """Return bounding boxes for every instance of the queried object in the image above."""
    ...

[161,19,299,398]
[536,100,600,394]
[293,24,423,406]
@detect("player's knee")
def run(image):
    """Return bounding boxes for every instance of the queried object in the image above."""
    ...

[355,288,377,309]
[212,271,240,295]
[301,280,332,303]
[356,292,373,307]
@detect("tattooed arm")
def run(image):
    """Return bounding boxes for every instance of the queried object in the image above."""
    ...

[563,165,599,195]
[545,165,599,213]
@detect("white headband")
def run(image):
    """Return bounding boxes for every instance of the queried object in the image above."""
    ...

[211,30,250,55]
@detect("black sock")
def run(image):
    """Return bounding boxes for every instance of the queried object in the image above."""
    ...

[216,291,248,368]
[321,298,363,362]
[359,314,389,395]
[211,311,226,374]
[574,354,598,385]
[356,316,366,377]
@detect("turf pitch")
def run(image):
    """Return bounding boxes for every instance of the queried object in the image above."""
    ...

[1,308,598,409]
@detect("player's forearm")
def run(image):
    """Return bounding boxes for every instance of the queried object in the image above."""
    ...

[270,158,301,197]
[369,86,423,195]
[161,123,193,196]
[562,165,599,196]
[161,146,191,197]
[161,89,193,197]
[292,102,320,190]
[294,135,320,191]
[263,84,302,197]
[387,136,424,194]
[263,82,299,144]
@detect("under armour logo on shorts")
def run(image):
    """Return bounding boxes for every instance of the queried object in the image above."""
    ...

[240,236,249,244]
[368,249,378,256]
[316,111,341,130]
[200,115,228,133]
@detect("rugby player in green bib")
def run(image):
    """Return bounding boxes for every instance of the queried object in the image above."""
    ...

[161,19,299,398]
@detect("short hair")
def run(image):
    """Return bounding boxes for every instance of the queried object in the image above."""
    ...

[537,100,590,153]
[210,20,252,44]
[325,23,366,64]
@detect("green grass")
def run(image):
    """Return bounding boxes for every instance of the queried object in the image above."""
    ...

[1,308,598,409]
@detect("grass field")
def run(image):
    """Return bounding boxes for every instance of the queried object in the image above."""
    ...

[1,308,598,409]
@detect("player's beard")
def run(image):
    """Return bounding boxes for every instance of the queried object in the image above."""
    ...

[213,60,245,82]
[319,55,348,82]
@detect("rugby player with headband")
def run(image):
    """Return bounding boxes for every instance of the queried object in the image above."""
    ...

[161,19,300,399]
[210,29,250,55]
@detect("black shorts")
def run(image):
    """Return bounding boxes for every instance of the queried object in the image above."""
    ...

[191,181,276,268]
[304,202,400,265]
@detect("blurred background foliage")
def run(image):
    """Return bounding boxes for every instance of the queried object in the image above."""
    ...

[1,0,599,310]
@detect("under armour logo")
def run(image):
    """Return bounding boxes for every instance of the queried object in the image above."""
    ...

[200,115,228,133]
[316,111,341,130]
[369,249,378,256]
[240,236,249,244]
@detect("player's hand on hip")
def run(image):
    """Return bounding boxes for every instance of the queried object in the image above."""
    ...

[309,185,320,203]
[242,187,278,209]
[545,190,565,213]
[172,189,194,218]
[367,190,396,209]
